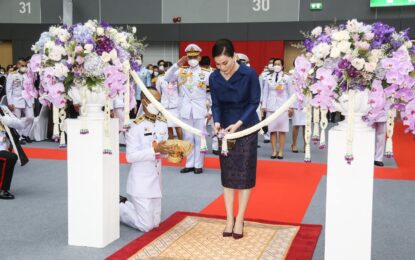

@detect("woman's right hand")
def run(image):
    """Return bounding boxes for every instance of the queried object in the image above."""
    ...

[214,122,221,135]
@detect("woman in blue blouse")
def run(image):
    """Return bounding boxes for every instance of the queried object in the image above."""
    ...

[210,39,261,239]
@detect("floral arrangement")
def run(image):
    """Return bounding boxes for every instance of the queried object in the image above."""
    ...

[23,20,145,153]
[23,20,143,109]
[293,19,415,163]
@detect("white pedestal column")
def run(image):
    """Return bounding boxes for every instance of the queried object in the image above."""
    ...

[324,125,375,260]
[67,118,120,248]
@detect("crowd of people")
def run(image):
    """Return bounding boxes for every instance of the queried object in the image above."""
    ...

[0,41,388,239]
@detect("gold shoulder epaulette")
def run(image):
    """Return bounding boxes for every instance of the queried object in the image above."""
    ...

[180,66,189,69]
[201,67,211,72]
[157,114,167,122]
[133,115,145,124]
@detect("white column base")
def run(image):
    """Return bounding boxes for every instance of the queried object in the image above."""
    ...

[324,126,375,260]
[67,118,120,248]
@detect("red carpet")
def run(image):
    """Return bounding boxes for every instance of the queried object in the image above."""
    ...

[106,212,322,260]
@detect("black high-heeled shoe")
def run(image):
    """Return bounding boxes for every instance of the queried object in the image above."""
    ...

[232,221,244,239]
[223,218,235,237]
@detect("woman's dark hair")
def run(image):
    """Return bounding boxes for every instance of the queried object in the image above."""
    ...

[274,58,284,67]
[212,39,235,58]
[200,56,211,66]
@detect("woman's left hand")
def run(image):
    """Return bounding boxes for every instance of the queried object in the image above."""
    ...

[225,120,243,134]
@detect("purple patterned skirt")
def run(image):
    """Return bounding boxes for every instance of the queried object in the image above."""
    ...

[219,130,258,189]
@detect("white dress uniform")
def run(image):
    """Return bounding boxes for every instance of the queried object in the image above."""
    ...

[112,93,126,144]
[288,74,306,126]
[6,72,34,137]
[120,113,168,232]
[259,71,272,141]
[156,75,180,128]
[164,44,211,169]
[373,113,387,162]
[262,72,292,133]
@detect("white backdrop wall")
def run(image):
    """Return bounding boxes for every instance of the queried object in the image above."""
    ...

[142,41,180,67]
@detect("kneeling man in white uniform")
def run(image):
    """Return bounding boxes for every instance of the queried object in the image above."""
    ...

[119,88,173,232]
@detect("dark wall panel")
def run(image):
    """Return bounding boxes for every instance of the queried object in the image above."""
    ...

[41,0,63,24]
[102,0,161,24]
[73,0,100,23]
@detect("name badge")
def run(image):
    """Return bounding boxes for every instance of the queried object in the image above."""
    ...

[144,132,152,136]
[275,84,284,91]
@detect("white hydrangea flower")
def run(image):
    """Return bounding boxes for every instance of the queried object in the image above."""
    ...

[312,43,331,59]
[54,63,69,78]
[84,44,94,53]
[311,26,323,37]
[364,32,375,41]
[330,46,341,58]
[351,58,365,71]
[332,30,350,42]
[364,62,377,73]
[96,27,104,36]
[404,41,413,49]
[57,28,71,43]
[346,19,364,33]
[338,41,352,53]
[100,52,112,63]
[48,45,66,61]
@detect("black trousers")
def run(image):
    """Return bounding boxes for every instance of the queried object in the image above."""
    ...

[0,151,18,191]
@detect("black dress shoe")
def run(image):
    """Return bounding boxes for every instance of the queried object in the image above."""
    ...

[23,136,32,143]
[263,140,270,143]
[374,161,384,167]
[0,190,15,200]
[194,168,203,174]
[277,156,284,160]
[212,150,220,156]
[119,195,128,204]
[180,167,195,174]
[270,155,277,159]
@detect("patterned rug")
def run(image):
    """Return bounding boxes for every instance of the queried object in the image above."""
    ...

[107,212,322,260]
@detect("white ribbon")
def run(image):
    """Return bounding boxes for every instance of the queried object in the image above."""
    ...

[131,69,297,154]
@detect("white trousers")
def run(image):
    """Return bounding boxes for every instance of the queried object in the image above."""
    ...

[119,196,161,232]
[374,122,386,162]
[182,114,206,168]
[13,107,34,137]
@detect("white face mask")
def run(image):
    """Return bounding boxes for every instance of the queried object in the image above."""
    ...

[159,65,165,71]
[19,67,27,73]
[145,102,159,115]
[153,71,159,76]
[188,59,199,68]
[274,65,282,72]
[267,64,274,71]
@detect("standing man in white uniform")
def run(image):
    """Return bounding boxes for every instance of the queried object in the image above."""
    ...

[156,61,183,140]
[164,44,211,174]
[6,58,34,143]
[260,58,276,144]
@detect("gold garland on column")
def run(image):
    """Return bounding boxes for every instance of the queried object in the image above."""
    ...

[59,107,67,148]
[345,90,356,164]
[319,108,328,149]
[385,103,395,158]
[52,105,60,141]
[312,107,320,144]
[123,61,131,131]
[102,94,112,155]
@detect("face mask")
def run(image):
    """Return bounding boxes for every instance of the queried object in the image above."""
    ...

[19,67,27,73]
[145,102,159,115]
[159,65,165,71]
[267,64,274,71]
[153,71,159,76]
[188,59,199,68]
[274,65,282,72]
[136,60,142,66]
